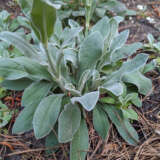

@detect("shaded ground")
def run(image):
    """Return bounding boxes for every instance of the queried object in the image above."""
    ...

[120,0,160,43]
[1,0,160,160]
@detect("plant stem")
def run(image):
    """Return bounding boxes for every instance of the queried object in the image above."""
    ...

[44,43,57,77]
[85,0,92,36]
[43,43,66,93]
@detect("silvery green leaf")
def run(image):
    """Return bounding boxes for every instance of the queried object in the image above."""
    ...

[22,81,52,107]
[0,58,28,80]
[43,0,61,9]
[48,43,59,61]
[122,108,138,120]
[111,42,142,62]
[71,91,99,111]
[104,18,118,50]
[122,71,152,95]
[64,83,81,96]
[17,0,33,17]
[79,31,103,75]
[56,50,64,76]
[131,94,142,107]
[58,103,81,143]
[95,7,106,18]
[119,54,148,73]
[12,81,52,134]
[63,49,78,68]
[61,27,83,47]
[17,16,31,29]
[68,19,80,28]
[113,16,124,23]
[106,54,149,84]
[100,97,116,104]
[0,10,10,22]
[143,59,156,73]
[13,57,52,81]
[100,82,123,96]
[70,119,89,160]
[0,31,39,59]
[91,70,101,89]
[72,10,85,17]
[101,0,127,14]
[57,10,72,20]
[78,69,92,93]
[45,130,59,154]
[110,30,129,53]
[122,93,138,104]
[104,105,139,146]
[147,33,155,45]
[90,16,110,39]
[93,104,110,140]
[33,94,64,139]
[1,78,33,91]
[153,42,160,51]
[54,18,63,38]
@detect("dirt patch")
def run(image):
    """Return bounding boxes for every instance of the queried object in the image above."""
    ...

[120,0,160,43]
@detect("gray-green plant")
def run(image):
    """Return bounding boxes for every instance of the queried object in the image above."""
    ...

[17,0,136,21]
[0,0,152,159]
[144,33,160,70]
[0,10,32,58]
[0,101,13,128]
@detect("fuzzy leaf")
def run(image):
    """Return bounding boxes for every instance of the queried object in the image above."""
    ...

[45,130,59,154]
[131,94,142,107]
[70,119,89,160]
[1,78,33,91]
[122,108,138,120]
[122,71,152,95]
[79,32,103,75]
[13,57,52,81]
[143,60,156,73]
[104,105,139,146]
[63,49,78,68]
[78,69,91,93]
[91,16,110,39]
[0,58,28,80]
[111,42,142,62]
[33,94,63,139]
[0,57,52,81]
[71,91,99,111]
[104,18,118,50]
[93,105,110,140]
[0,31,38,59]
[22,81,52,107]
[147,33,155,45]
[54,18,63,38]
[110,30,129,53]
[17,0,33,16]
[106,54,149,84]
[102,0,127,14]
[12,81,52,134]
[61,27,83,47]
[58,103,81,143]
[119,54,149,74]
[64,83,81,96]
[101,82,123,96]
[100,97,115,104]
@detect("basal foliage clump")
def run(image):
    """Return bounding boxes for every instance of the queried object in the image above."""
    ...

[0,0,153,159]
